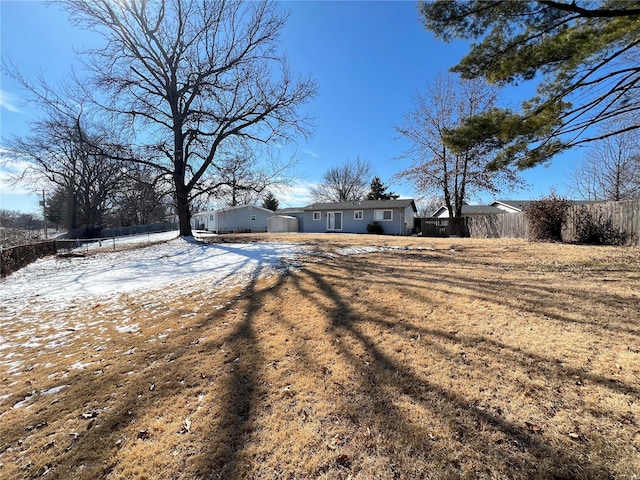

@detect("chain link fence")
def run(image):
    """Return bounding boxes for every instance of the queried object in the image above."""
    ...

[2,223,179,276]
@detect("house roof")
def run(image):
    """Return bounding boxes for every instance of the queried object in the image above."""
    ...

[493,199,595,212]
[304,199,417,212]
[218,204,274,214]
[275,207,304,215]
[431,205,505,217]
[193,204,274,216]
[491,200,534,212]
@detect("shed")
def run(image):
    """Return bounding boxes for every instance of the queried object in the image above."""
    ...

[275,208,304,231]
[267,215,299,233]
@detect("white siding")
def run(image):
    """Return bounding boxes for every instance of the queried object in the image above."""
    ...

[267,215,298,233]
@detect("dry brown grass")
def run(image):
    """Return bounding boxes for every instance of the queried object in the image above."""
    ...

[1,234,639,479]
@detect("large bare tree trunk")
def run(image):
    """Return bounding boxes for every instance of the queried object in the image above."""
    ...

[175,186,192,237]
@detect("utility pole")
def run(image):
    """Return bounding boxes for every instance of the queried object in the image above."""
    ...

[41,190,48,240]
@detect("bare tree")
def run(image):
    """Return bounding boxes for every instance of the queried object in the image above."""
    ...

[570,126,640,201]
[414,196,441,218]
[7,99,126,235]
[114,164,171,226]
[207,154,263,207]
[395,73,523,217]
[63,0,316,236]
[310,157,374,203]
[198,143,298,208]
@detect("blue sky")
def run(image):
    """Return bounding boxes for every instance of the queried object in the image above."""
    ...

[1,0,579,214]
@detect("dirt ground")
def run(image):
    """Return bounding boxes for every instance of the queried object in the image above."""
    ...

[1,234,639,479]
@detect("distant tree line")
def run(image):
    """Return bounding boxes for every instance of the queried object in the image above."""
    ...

[0,210,45,247]
[6,98,172,237]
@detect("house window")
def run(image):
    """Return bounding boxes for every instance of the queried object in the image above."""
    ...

[209,214,214,220]
[313,211,321,220]
[354,210,363,220]
[374,209,393,221]
[250,215,256,221]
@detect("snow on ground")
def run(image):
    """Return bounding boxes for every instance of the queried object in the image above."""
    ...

[0,236,308,370]
[337,246,383,255]
[0,233,443,412]
[2,236,305,317]
[336,245,435,255]
[0,234,430,379]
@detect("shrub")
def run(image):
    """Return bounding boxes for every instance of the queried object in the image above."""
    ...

[572,206,629,246]
[367,221,383,234]
[525,194,571,242]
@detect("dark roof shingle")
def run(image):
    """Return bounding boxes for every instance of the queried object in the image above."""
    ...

[304,199,416,211]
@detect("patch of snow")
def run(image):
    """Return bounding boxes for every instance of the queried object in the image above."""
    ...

[337,246,382,255]
[12,393,34,409]
[42,384,69,396]
[6,361,23,374]
[337,245,436,256]
[1,238,306,314]
[115,324,140,333]
[69,361,94,370]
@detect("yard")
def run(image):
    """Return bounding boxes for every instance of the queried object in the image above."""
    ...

[1,234,639,479]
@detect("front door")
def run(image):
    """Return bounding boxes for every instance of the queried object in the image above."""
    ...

[327,212,342,231]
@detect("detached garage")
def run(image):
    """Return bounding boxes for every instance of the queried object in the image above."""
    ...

[267,215,299,233]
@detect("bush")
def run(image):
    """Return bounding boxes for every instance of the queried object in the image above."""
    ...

[525,194,571,242]
[367,221,383,234]
[572,206,629,245]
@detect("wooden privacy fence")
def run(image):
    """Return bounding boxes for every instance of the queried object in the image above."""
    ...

[467,214,529,239]
[421,217,471,237]
[562,198,639,245]
[422,216,524,238]
[423,199,639,245]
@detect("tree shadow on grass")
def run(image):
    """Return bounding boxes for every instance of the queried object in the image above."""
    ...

[335,250,640,338]
[355,251,640,398]
[0,247,293,479]
[193,267,279,479]
[2,243,635,479]
[282,253,624,479]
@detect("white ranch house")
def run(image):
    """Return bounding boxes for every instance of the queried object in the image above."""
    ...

[276,199,417,235]
[186,205,274,233]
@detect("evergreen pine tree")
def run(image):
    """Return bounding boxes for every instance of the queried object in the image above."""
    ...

[366,177,398,200]
[262,191,280,211]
